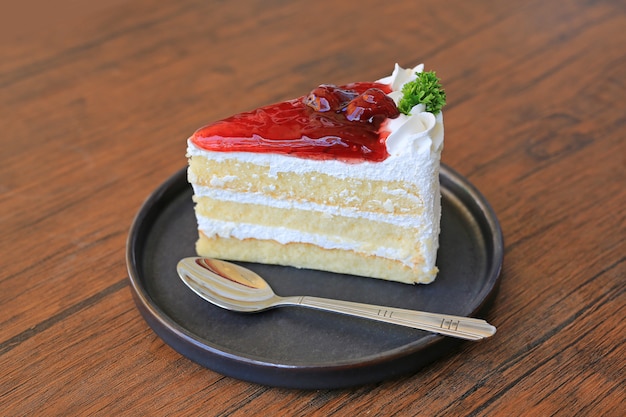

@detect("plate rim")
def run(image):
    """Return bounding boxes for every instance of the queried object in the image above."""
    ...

[126,164,503,388]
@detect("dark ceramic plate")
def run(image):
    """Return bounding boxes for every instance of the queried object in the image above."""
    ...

[126,165,503,389]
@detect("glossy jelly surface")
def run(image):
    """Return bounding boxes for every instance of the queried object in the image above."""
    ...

[191,82,399,162]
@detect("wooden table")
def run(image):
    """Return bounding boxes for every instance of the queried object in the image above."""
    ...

[2,0,624,415]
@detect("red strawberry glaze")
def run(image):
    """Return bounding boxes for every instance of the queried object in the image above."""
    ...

[190,82,399,162]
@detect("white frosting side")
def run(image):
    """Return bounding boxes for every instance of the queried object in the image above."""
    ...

[187,64,443,271]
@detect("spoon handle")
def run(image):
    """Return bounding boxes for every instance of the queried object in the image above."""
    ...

[288,296,496,341]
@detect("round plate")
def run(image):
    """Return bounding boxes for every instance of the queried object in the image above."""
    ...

[126,164,503,389]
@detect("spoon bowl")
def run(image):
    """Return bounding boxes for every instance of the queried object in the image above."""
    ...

[178,257,279,312]
[177,257,496,341]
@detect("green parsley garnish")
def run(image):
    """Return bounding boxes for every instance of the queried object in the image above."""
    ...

[398,71,446,115]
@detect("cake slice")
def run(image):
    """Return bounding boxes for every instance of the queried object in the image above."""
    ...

[186,64,445,284]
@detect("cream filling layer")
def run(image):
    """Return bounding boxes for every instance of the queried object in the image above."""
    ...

[191,185,427,228]
[195,214,432,268]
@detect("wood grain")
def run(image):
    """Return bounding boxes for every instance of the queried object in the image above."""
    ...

[1,0,624,415]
